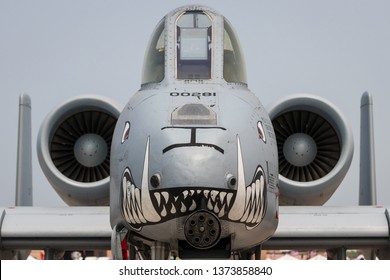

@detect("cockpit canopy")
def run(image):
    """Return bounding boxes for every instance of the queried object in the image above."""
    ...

[176,11,212,80]
[141,7,247,85]
[141,19,165,85]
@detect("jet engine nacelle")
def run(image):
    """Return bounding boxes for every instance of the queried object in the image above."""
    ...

[37,96,121,206]
[267,94,354,205]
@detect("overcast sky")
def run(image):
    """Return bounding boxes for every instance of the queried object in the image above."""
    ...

[1,0,390,207]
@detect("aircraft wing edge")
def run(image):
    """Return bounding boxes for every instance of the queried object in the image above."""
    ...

[263,206,390,249]
[0,207,111,250]
[1,206,389,251]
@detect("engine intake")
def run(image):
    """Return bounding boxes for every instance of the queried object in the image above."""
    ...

[268,94,353,205]
[37,96,121,206]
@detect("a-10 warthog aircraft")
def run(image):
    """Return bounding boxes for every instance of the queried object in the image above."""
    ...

[1,5,389,260]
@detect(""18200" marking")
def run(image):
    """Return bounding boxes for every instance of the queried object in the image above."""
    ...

[170,92,217,97]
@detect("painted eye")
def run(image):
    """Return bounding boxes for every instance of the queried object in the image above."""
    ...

[121,122,130,144]
[257,121,266,143]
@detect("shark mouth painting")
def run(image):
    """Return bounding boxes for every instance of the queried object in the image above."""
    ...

[121,137,267,231]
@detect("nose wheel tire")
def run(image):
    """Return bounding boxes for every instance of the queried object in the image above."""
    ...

[184,210,221,249]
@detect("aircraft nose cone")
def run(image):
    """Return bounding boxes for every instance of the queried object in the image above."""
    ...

[74,133,108,167]
[283,133,317,167]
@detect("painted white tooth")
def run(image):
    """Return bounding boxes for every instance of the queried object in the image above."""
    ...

[255,176,265,224]
[211,190,218,202]
[260,175,266,218]
[190,190,195,196]
[226,193,234,206]
[140,137,161,223]
[246,185,253,208]
[259,176,264,201]
[240,210,249,223]
[126,209,136,225]
[240,187,252,222]
[130,184,136,212]
[249,181,261,224]
[197,190,202,194]
[134,187,140,211]
[124,210,131,224]
[135,188,147,224]
[161,205,167,217]
[124,180,135,224]
[250,182,258,219]
[181,202,187,213]
[131,187,138,219]
[228,136,246,221]
[250,208,258,224]
[130,184,136,215]
[255,201,263,223]
[203,190,210,198]
[254,181,259,204]
[127,203,137,224]
[207,198,213,210]
[251,180,261,223]
[122,173,127,192]
[170,203,176,214]
[251,180,256,207]
[127,182,132,196]
[213,203,220,214]
[122,200,131,223]
[122,180,129,217]
[154,192,161,207]
[189,200,197,211]
[219,192,226,202]
[260,175,265,199]
[257,179,262,206]
[183,190,189,198]
[122,174,128,213]
[174,195,179,202]
[253,181,258,207]
[131,188,141,224]
[255,207,262,224]
[123,173,137,224]
[218,207,225,218]
[133,208,142,224]
[162,192,169,203]
[247,206,256,224]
